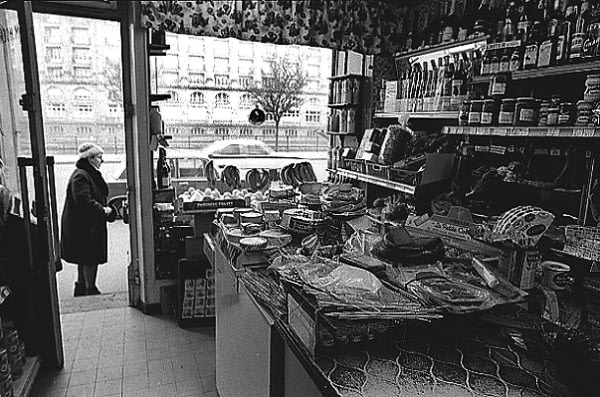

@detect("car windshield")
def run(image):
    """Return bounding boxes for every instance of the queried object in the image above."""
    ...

[244,143,272,156]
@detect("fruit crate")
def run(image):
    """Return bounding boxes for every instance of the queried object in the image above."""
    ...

[389,167,420,185]
[342,158,366,174]
[365,162,390,179]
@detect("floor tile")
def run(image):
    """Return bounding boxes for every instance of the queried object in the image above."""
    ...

[93,379,122,396]
[96,365,123,382]
[66,383,94,397]
[69,369,97,386]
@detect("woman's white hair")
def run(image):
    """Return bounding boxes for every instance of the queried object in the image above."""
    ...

[78,143,104,159]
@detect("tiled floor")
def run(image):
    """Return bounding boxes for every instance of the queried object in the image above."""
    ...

[30,307,217,397]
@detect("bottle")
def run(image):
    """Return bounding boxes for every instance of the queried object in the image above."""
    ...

[438,0,449,44]
[510,45,524,70]
[452,57,465,108]
[558,5,576,63]
[503,2,518,41]
[500,48,512,71]
[459,0,474,40]
[491,49,501,73]
[538,9,560,66]
[571,0,591,60]
[524,21,543,68]
[444,0,460,42]
[582,0,600,58]
[518,0,535,41]
[150,106,162,136]
[157,147,171,189]
[474,0,492,36]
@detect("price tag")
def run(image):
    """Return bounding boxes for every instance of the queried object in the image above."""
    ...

[547,128,560,137]
[584,128,595,137]
[573,128,585,137]
[488,127,495,136]
[497,127,508,136]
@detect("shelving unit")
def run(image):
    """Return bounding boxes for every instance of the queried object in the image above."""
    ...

[326,131,356,136]
[148,43,170,56]
[373,111,459,120]
[327,103,358,109]
[328,74,369,81]
[150,93,171,102]
[13,356,40,397]
[394,35,489,60]
[444,126,600,138]
[513,60,600,80]
[331,168,416,195]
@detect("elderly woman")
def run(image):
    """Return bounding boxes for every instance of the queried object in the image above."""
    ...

[61,143,115,297]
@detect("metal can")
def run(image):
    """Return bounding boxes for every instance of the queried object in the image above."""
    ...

[547,107,559,126]
[559,102,575,125]
[346,108,356,135]
[499,98,516,126]
[459,100,471,126]
[576,100,593,126]
[542,261,570,290]
[508,249,540,290]
[481,99,496,126]
[515,97,537,126]
[538,100,550,126]
[468,100,483,126]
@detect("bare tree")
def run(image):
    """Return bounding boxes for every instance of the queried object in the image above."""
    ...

[103,58,122,103]
[247,56,307,151]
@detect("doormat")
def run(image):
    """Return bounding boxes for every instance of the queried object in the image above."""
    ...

[60,291,129,314]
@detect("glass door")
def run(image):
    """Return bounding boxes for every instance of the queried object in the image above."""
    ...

[0,2,63,368]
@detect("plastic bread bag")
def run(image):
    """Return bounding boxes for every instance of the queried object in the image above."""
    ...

[343,229,380,256]
[308,264,383,300]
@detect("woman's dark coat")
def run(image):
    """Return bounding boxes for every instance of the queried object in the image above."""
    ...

[61,158,113,264]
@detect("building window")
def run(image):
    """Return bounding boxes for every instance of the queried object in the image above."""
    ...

[214,57,229,72]
[187,37,204,54]
[48,101,66,116]
[74,88,93,115]
[71,27,90,45]
[73,47,91,64]
[305,110,321,123]
[307,79,319,91]
[214,40,230,57]
[49,125,64,135]
[107,126,118,134]
[285,129,298,136]
[167,91,180,102]
[163,54,179,71]
[238,59,253,75]
[76,126,93,134]
[309,97,320,107]
[308,64,320,77]
[189,73,204,85]
[215,127,229,136]
[239,94,253,109]
[262,128,276,136]
[239,76,253,88]
[73,66,91,79]
[45,46,61,63]
[44,26,61,44]
[191,127,204,135]
[188,55,204,71]
[108,103,120,114]
[240,128,252,136]
[215,93,230,108]
[238,44,254,59]
[283,109,300,118]
[47,66,63,80]
[266,113,274,121]
[166,126,181,135]
[262,76,275,88]
[215,74,229,88]
[162,71,178,86]
[190,91,204,106]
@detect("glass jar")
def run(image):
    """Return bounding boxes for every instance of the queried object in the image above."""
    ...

[547,107,559,126]
[499,98,516,125]
[558,102,575,126]
[576,100,594,126]
[468,100,483,126]
[150,106,162,135]
[459,100,471,126]
[515,97,537,126]
[585,74,600,103]
[481,99,496,126]
[538,100,551,126]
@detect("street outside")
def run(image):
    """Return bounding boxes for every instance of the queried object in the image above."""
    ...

[52,152,327,301]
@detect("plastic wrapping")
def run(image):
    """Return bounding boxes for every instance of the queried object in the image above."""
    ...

[307,264,383,299]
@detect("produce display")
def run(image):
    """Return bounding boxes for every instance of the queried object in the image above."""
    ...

[280,162,318,187]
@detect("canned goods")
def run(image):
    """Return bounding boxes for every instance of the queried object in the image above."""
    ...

[576,101,593,126]
[538,101,550,126]
[547,107,559,126]
[515,97,537,126]
[459,100,471,126]
[558,102,575,126]
[468,100,483,126]
[481,99,496,126]
[499,98,516,125]
[542,261,570,290]
[346,108,356,134]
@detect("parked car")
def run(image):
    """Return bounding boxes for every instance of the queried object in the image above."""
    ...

[106,139,313,217]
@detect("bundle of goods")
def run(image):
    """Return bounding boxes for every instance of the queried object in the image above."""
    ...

[241,269,287,319]
[370,196,410,224]
[372,227,445,266]
[178,187,257,211]
[280,208,326,235]
[490,206,555,248]
[270,254,440,321]
[298,183,324,206]
[268,185,296,200]
[378,124,414,165]
[239,237,268,252]
[280,162,317,187]
[205,159,219,185]
[259,229,293,248]
[321,184,366,216]
[245,168,271,191]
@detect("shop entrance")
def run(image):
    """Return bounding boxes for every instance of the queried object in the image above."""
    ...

[30,12,131,309]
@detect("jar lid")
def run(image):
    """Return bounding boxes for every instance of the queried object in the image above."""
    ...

[516,97,535,101]
[560,102,574,106]
[577,100,592,106]
[587,74,600,80]
[471,99,484,103]
[483,99,495,103]
[501,98,516,102]
[549,107,559,111]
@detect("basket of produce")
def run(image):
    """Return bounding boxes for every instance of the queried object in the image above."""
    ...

[365,162,390,179]
[342,158,366,174]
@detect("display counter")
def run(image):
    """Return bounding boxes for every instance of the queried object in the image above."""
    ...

[204,234,577,397]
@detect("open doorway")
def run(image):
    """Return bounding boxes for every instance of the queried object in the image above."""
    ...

[31,13,130,311]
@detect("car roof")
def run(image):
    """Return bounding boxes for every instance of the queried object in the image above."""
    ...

[202,139,271,153]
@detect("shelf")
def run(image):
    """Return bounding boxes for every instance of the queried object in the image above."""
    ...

[148,43,170,56]
[373,111,459,120]
[512,60,600,80]
[443,125,600,138]
[13,356,40,397]
[328,74,369,81]
[150,94,171,102]
[395,35,489,60]
[332,168,416,195]
[326,131,356,136]
[327,103,359,109]
[471,75,492,84]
